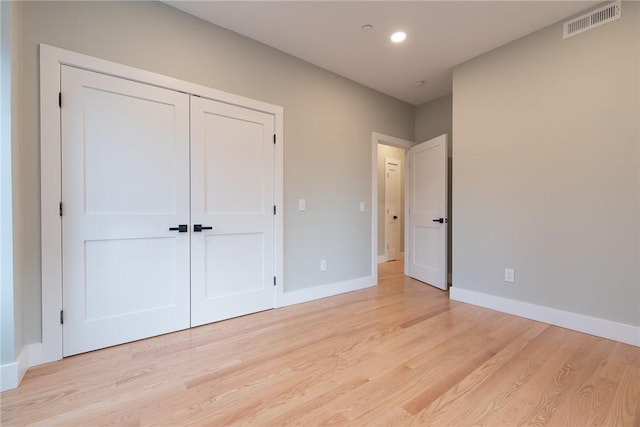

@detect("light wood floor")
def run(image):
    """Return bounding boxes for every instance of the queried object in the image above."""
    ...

[2,261,639,426]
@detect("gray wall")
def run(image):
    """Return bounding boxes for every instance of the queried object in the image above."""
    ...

[377,144,405,258]
[414,94,452,149]
[1,0,24,365]
[1,0,14,364]
[414,95,453,276]
[12,1,414,345]
[452,2,640,326]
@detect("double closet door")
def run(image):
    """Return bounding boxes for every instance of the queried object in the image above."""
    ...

[61,66,275,356]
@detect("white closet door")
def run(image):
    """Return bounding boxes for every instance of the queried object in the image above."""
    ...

[61,66,191,356]
[190,96,275,327]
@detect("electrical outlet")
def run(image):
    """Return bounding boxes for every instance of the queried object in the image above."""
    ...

[320,259,327,271]
[504,268,515,283]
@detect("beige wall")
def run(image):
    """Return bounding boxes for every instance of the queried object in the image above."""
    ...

[452,2,640,325]
[377,144,405,258]
[12,1,414,344]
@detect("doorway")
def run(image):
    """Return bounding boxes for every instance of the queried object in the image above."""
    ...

[371,133,412,279]
[378,148,405,263]
[371,132,450,291]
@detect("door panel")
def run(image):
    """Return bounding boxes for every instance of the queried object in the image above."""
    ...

[190,96,275,327]
[408,134,448,290]
[83,87,179,215]
[205,233,265,297]
[84,238,179,320]
[62,66,191,356]
[203,113,266,214]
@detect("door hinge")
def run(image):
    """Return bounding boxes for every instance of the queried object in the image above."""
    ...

[60,310,64,325]
[59,202,63,216]
[273,205,277,215]
[58,92,62,108]
[273,276,276,287]
[273,134,276,145]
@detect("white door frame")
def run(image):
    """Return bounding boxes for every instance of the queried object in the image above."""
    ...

[39,44,284,366]
[371,132,413,283]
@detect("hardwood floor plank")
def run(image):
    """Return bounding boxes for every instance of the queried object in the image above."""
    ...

[409,321,551,425]
[2,261,639,426]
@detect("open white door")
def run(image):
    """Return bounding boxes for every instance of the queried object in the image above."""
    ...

[61,66,191,356]
[407,134,448,290]
[190,96,276,327]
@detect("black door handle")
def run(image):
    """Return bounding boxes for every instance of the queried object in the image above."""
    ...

[393,215,398,220]
[169,224,188,232]
[193,224,213,232]
[432,218,448,224]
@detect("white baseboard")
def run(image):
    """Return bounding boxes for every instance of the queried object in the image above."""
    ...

[450,287,640,347]
[28,342,46,367]
[1,345,29,391]
[278,275,376,307]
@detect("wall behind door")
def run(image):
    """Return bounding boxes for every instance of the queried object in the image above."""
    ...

[11,1,414,345]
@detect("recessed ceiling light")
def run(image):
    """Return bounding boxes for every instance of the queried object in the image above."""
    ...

[390,31,407,43]
[361,24,373,32]
[412,80,425,87]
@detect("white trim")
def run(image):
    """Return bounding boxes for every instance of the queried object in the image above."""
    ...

[278,276,375,307]
[371,132,413,284]
[40,44,64,365]
[274,108,284,309]
[450,287,640,347]
[372,132,413,150]
[40,44,284,366]
[27,342,45,367]
[1,346,28,392]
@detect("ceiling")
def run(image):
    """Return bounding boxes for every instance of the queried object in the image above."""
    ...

[165,1,599,105]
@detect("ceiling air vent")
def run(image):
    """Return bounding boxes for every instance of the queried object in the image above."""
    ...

[563,1,621,39]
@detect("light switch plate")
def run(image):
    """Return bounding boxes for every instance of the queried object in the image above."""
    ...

[359,201,365,212]
[298,199,306,211]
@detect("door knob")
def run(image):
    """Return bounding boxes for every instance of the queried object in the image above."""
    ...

[393,215,398,220]
[169,224,188,232]
[432,218,447,224]
[193,224,213,232]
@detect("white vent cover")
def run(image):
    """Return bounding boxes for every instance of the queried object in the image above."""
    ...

[563,1,621,39]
